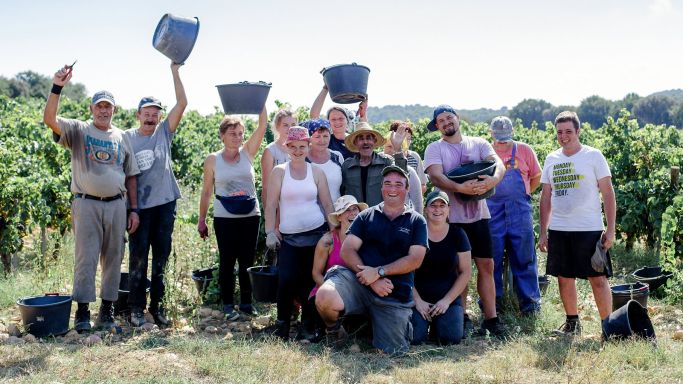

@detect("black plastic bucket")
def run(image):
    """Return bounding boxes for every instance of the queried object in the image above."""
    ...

[446,160,497,201]
[191,267,217,295]
[216,81,271,114]
[16,293,72,337]
[538,275,550,295]
[321,63,370,104]
[602,299,656,340]
[632,266,673,292]
[611,282,649,311]
[153,13,200,64]
[114,272,151,315]
[248,265,278,303]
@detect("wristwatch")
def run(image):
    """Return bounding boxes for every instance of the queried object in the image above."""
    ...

[377,266,386,278]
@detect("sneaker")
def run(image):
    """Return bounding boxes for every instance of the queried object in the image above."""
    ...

[553,319,582,336]
[130,308,146,327]
[149,307,170,326]
[239,304,258,317]
[223,305,240,321]
[325,323,348,348]
[94,304,117,330]
[480,318,509,338]
[74,307,92,333]
[462,313,474,339]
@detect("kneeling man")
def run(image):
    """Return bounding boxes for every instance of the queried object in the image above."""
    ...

[316,165,428,354]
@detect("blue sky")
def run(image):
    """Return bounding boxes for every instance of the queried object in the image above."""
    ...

[2,0,682,115]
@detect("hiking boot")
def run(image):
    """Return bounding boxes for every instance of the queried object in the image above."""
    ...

[325,323,348,348]
[239,304,258,317]
[223,305,240,321]
[149,307,170,326]
[74,307,92,333]
[273,320,290,341]
[553,319,582,336]
[462,313,474,339]
[130,308,146,327]
[94,303,117,330]
[479,317,509,338]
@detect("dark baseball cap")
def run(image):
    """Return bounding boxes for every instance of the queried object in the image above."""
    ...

[427,104,458,132]
[138,96,163,110]
[382,164,408,179]
[91,90,115,106]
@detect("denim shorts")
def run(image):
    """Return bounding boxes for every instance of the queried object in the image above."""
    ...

[322,266,413,354]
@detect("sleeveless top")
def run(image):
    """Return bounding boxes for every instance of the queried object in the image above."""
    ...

[265,142,289,166]
[279,162,325,234]
[213,148,260,218]
[310,231,344,298]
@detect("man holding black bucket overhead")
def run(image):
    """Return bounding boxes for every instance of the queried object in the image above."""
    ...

[124,63,187,327]
[43,64,140,332]
[539,111,616,336]
[423,105,506,337]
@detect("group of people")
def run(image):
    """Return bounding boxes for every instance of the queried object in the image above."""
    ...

[43,62,617,354]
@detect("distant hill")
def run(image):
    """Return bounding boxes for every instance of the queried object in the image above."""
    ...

[649,89,683,103]
[367,104,508,124]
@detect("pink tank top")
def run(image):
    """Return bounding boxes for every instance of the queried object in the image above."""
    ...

[310,231,344,298]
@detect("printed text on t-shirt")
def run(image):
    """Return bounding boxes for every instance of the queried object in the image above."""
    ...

[552,162,585,196]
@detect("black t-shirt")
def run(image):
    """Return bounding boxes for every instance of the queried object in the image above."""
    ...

[348,203,429,303]
[329,135,354,159]
[360,165,369,203]
[414,226,471,305]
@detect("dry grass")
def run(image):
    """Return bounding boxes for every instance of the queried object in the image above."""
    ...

[1,192,682,383]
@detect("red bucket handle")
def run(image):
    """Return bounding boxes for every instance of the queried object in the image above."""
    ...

[45,292,62,296]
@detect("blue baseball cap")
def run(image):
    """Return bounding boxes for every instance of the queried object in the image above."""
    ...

[91,90,115,106]
[138,96,163,110]
[427,104,458,132]
[300,118,331,136]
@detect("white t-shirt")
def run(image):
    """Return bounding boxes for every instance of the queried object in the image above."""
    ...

[541,145,611,231]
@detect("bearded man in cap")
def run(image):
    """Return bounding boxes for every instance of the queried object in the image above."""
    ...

[124,63,187,327]
[423,105,506,337]
[43,64,140,332]
[486,116,542,315]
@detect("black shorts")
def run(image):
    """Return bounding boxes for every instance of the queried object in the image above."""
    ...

[452,220,492,259]
[546,230,612,279]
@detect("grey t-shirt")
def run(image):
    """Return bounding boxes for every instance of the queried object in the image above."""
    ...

[55,118,139,197]
[124,120,182,209]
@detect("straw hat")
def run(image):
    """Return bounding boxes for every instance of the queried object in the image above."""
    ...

[344,122,385,153]
[328,195,368,227]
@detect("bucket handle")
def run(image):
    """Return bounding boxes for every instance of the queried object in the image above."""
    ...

[45,292,62,297]
[320,62,358,74]
[237,81,272,86]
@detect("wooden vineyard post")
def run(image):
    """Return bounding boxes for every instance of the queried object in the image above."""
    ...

[672,166,680,189]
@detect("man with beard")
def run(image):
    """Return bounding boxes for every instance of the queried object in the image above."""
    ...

[316,165,428,354]
[124,63,188,327]
[310,84,368,159]
[43,64,140,332]
[340,122,407,207]
[423,105,507,337]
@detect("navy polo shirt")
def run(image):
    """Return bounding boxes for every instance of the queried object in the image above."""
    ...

[347,202,428,303]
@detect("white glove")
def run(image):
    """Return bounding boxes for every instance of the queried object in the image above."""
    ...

[266,232,281,250]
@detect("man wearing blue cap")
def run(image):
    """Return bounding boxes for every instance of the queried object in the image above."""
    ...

[43,64,140,332]
[487,116,542,315]
[124,63,187,327]
[423,105,506,337]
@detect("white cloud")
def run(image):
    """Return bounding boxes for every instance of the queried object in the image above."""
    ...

[649,0,674,16]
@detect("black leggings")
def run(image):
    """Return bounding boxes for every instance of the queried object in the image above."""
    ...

[214,216,260,305]
[276,240,316,324]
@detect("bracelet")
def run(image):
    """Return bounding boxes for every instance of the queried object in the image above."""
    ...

[128,208,140,215]
[51,84,63,95]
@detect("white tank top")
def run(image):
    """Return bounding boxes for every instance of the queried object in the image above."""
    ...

[313,157,342,202]
[279,162,325,234]
[213,149,260,218]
